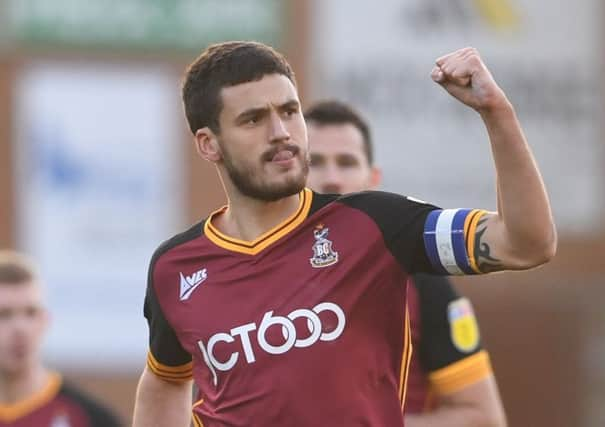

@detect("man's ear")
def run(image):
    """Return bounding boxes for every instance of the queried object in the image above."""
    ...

[369,166,382,190]
[194,127,222,163]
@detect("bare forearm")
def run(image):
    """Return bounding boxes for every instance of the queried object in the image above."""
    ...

[132,368,192,427]
[432,48,556,269]
[406,405,506,427]
[481,103,556,265]
[406,376,507,427]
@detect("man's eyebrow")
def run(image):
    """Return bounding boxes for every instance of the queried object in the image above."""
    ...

[235,99,301,123]
[336,153,360,160]
[278,99,301,110]
[235,106,269,122]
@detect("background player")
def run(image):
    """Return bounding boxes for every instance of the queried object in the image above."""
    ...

[132,42,556,426]
[305,100,507,427]
[0,250,122,427]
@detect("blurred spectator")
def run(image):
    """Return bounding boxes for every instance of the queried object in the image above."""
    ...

[0,250,122,427]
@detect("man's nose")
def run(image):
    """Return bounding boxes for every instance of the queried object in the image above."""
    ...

[10,315,30,334]
[320,165,344,194]
[268,111,291,143]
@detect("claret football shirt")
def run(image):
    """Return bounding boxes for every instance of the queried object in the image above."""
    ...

[0,373,121,427]
[144,189,485,426]
[404,274,493,413]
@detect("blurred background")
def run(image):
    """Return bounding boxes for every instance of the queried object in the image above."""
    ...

[0,0,603,425]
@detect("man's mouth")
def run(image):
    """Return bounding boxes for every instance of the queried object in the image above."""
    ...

[263,145,300,163]
[272,150,294,162]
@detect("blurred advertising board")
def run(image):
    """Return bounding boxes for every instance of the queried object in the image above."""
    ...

[310,0,604,234]
[1,0,283,51]
[14,63,184,370]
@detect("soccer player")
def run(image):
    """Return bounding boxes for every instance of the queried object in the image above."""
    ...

[132,42,556,427]
[305,100,507,426]
[0,250,122,427]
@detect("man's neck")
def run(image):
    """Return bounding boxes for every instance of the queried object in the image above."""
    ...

[216,191,302,242]
[0,365,49,404]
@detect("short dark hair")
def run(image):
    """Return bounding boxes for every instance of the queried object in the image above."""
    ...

[182,41,297,134]
[0,250,38,286]
[304,100,374,165]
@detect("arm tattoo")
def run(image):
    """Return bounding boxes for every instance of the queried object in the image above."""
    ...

[474,217,502,273]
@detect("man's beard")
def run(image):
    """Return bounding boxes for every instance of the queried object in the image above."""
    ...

[221,142,309,202]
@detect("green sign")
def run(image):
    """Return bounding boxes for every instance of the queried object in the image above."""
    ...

[2,0,284,51]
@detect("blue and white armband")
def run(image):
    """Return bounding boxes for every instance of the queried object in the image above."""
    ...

[423,208,487,275]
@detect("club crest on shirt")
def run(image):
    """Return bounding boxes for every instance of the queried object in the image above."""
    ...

[448,298,480,353]
[309,224,339,268]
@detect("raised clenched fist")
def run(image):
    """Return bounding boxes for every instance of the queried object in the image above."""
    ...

[431,47,510,113]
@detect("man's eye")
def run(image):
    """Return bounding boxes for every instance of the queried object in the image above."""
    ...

[25,307,40,318]
[309,156,324,167]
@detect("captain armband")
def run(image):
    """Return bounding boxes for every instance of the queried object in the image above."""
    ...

[423,209,488,275]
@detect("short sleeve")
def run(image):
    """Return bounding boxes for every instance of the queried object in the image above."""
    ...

[337,191,440,274]
[143,255,193,382]
[339,191,491,276]
[413,274,492,394]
